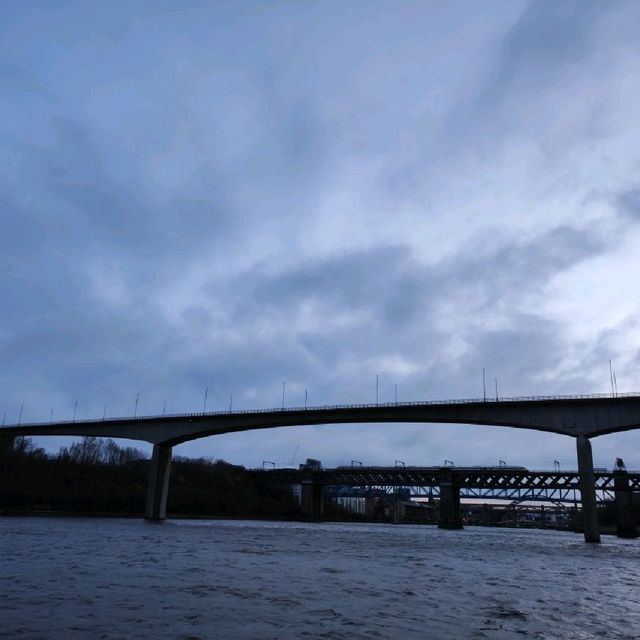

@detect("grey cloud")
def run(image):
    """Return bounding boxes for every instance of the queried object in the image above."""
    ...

[483,0,600,99]
[380,1,639,205]
[223,223,604,325]
[5,221,600,423]
[616,188,640,220]
[173,223,609,408]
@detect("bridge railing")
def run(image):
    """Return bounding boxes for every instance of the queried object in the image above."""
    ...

[4,391,640,429]
[249,466,640,475]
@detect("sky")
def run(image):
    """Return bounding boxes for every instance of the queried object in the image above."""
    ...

[2,0,640,470]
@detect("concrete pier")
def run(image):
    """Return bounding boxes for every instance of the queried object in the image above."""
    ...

[300,480,324,520]
[145,443,172,521]
[613,469,638,538]
[438,471,463,529]
[576,436,600,543]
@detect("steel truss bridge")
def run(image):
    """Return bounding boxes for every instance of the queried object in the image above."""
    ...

[250,466,640,505]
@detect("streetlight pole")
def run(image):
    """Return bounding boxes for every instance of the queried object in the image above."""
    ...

[609,360,615,396]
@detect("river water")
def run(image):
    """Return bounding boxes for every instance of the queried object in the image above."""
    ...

[1,518,639,639]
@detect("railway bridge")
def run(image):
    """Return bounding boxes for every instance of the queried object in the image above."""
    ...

[4,392,640,543]
[250,465,639,537]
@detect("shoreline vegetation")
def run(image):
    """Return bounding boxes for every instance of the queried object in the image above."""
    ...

[0,434,301,519]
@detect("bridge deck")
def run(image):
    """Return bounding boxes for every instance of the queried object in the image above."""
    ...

[4,392,640,443]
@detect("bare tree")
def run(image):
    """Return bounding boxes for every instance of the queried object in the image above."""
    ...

[59,437,146,465]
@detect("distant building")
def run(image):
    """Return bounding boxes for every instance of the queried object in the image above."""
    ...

[290,459,323,505]
[299,458,322,470]
[333,496,366,515]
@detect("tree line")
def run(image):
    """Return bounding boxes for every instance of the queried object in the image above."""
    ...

[0,434,299,518]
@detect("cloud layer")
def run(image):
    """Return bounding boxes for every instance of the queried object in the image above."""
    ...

[2,1,640,469]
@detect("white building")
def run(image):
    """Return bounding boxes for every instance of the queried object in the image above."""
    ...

[333,496,366,515]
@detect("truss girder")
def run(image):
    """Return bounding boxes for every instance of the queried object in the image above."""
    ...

[250,467,639,499]
[321,484,613,504]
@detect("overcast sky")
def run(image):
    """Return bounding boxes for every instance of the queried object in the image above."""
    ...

[3,0,640,470]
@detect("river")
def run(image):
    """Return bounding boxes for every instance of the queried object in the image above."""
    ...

[1,517,639,639]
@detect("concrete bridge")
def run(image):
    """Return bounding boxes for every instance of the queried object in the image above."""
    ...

[4,392,640,543]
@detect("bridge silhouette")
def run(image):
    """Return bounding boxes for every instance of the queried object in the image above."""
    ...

[4,392,640,543]
[251,464,639,536]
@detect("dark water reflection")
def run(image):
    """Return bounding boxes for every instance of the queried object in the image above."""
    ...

[1,518,639,639]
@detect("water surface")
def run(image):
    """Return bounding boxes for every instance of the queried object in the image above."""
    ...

[1,518,639,639]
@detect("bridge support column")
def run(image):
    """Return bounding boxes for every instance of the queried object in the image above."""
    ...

[145,443,172,521]
[576,435,600,543]
[438,472,462,529]
[614,469,637,538]
[300,480,324,520]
